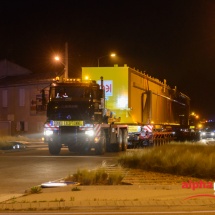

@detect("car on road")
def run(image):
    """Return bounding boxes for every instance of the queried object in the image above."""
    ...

[200,121,215,140]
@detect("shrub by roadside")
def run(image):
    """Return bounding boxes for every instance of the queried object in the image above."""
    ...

[118,142,215,180]
[65,167,124,185]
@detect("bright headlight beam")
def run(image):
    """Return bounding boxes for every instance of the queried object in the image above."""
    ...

[85,130,94,136]
[44,130,54,136]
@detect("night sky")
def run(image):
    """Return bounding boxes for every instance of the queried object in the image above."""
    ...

[1,0,215,119]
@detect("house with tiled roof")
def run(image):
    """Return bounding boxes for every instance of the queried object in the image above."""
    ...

[0,60,53,137]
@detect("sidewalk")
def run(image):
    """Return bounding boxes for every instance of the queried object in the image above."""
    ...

[1,183,215,212]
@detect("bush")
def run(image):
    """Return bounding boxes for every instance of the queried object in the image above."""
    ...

[118,142,215,179]
[107,172,124,185]
[30,186,42,194]
[65,168,124,185]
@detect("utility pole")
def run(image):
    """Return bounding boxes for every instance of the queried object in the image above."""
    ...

[65,42,69,79]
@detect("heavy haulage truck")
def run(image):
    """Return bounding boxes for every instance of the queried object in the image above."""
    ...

[44,65,197,155]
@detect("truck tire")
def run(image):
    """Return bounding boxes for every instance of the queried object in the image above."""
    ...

[68,144,73,152]
[96,130,106,155]
[48,142,61,155]
[122,129,128,151]
[114,129,123,152]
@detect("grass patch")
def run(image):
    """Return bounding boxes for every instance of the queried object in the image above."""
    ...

[30,186,42,194]
[51,198,65,202]
[65,167,124,185]
[71,187,81,191]
[70,196,75,201]
[118,142,215,180]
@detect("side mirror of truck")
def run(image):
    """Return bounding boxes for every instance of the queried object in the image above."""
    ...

[99,89,104,99]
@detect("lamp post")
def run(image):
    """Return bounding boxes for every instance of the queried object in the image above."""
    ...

[97,53,116,67]
[54,42,69,80]
[64,42,68,79]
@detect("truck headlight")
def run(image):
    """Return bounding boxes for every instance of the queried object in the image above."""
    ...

[85,130,94,136]
[201,132,206,136]
[211,132,214,136]
[44,130,54,136]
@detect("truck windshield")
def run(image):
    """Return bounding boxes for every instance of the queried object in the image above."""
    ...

[50,86,91,100]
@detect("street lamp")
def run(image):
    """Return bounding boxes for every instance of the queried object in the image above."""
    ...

[97,53,116,67]
[54,42,69,80]
[54,56,63,64]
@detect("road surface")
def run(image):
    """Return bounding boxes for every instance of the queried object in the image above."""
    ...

[0,142,118,199]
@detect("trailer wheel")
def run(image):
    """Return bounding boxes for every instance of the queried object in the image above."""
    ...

[48,141,61,155]
[96,130,106,155]
[122,129,128,151]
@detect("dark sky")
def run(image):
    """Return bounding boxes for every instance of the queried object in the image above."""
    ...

[1,0,215,119]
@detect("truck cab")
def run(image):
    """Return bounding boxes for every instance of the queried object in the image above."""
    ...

[47,80,103,123]
[44,79,105,155]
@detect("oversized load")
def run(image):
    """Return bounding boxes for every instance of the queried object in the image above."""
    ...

[82,65,194,146]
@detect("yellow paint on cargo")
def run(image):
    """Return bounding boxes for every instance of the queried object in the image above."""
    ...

[82,65,189,125]
[82,66,134,123]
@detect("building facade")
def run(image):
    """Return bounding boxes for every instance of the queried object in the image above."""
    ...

[0,60,52,137]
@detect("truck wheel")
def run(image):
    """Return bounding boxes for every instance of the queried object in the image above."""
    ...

[115,129,123,152]
[68,144,73,152]
[96,130,106,155]
[48,142,61,155]
[122,129,128,151]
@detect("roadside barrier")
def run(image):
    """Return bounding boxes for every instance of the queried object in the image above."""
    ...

[152,132,175,146]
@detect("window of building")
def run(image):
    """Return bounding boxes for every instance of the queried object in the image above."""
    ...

[2,89,8,107]
[16,121,28,131]
[20,121,25,131]
[19,89,25,106]
[30,90,48,115]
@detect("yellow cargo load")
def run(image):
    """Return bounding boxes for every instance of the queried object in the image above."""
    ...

[82,65,190,126]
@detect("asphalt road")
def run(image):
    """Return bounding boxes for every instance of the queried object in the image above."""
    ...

[1,143,215,214]
[0,143,118,200]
